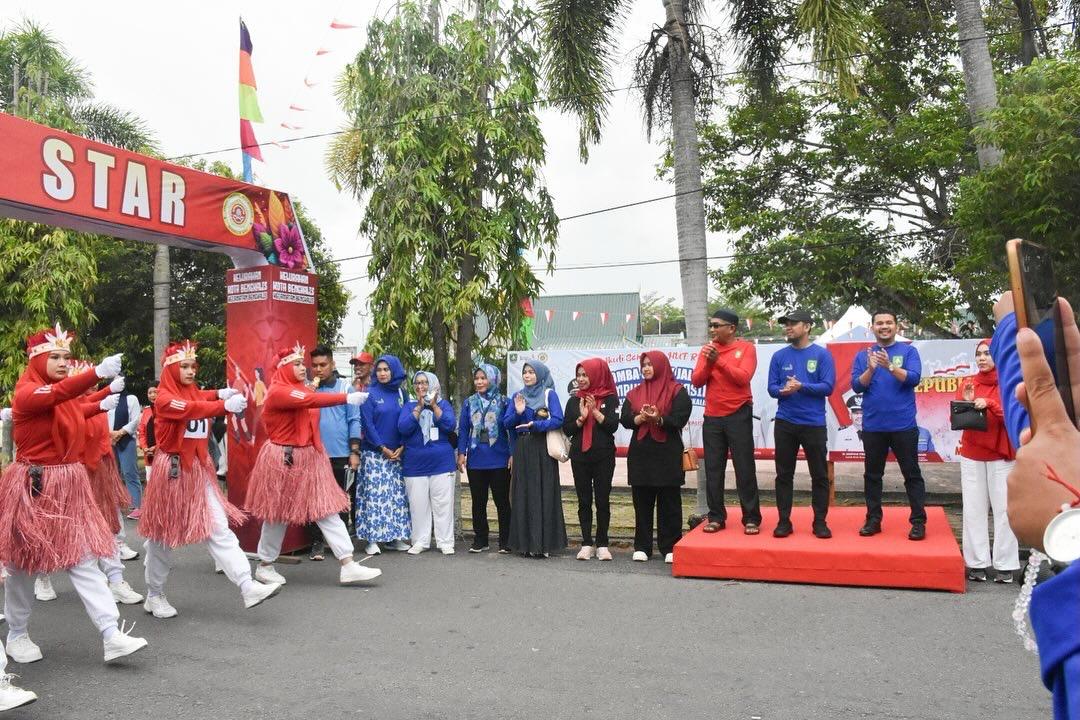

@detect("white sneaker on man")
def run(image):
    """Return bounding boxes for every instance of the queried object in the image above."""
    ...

[110,580,144,605]
[364,542,381,556]
[665,553,674,564]
[576,545,594,561]
[255,564,287,585]
[117,542,139,561]
[242,580,282,609]
[406,544,425,555]
[33,577,56,602]
[340,561,382,584]
[5,636,42,663]
[0,674,36,711]
[632,551,648,562]
[143,594,178,619]
[597,547,613,561]
[103,622,148,662]
[388,539,411,552]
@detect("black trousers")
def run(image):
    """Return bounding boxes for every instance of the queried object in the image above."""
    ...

[309,456,353,546]
[862,428,927,524]
[632,486,683,556]
[467,466,511,550]
[702,404,761,525]
[570,455,616,546]
[773,419,830,524]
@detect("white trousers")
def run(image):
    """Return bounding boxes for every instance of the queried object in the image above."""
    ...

[5,557,119,641]
[258,515,353,563]
[95,507,127,584]
[960,457,1020,570]
[143,480,252,596]
[404,472,455,549]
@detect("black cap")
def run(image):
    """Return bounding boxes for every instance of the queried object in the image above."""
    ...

[846,394,863,410]
[778,310,813,324]
[711,309,738,325]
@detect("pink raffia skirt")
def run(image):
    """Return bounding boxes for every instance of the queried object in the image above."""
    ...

[245,442,349,525]
[139,452,246,548]
[0,461,115,574]
[89,453,132,535]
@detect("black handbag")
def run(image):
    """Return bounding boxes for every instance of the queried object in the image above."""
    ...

[950,400,987,431]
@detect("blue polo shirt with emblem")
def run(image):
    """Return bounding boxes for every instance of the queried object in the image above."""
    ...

[850,341,922,432]
[767,343,835,426]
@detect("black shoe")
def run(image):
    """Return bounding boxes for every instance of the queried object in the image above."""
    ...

[908,522,926,541]
[772,521,793,538]
[468,543,489,554]
[308,541,326,561]
[967,568,987,582]
[859,520,882,536]
[812,522,832,539]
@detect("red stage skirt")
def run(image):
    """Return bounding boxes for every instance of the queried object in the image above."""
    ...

[245,442,349,525]
[0,461,114,574]
[89,453,132,535]
[139,453,246,548]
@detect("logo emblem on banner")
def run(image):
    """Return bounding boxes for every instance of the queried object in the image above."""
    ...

[222,192,255,236]
[806,359,817,372]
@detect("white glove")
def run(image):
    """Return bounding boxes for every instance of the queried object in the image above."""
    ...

[0,408,11,423]
[94,353,123,379]
[217,388,239,400]
[109,376,126,393]
[346,392,368,406]
[224,395,247,414]
[100,395,120,412]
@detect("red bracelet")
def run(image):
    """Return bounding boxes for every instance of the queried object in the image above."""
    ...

[1044,463,1080,508]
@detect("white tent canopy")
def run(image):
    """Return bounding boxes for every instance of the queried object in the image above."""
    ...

[815,305,907,344]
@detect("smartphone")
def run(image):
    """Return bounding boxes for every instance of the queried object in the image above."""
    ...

[1006,238,1075,423]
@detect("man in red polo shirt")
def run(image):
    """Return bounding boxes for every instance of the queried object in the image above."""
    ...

[691,309,762,534]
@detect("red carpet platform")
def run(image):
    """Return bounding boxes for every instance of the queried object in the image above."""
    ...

[672,506,965,593]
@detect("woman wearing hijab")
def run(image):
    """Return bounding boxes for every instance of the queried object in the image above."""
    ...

[140,340,281,619]
[247,344,381,586]
[621,351,692,564]
[0,324,147,668]
[457,364,513,553]
[955,339,1019,582]
[356,355,412,555]
[398,371,457,555]
[504,360,567,557]
[562,359,619,561]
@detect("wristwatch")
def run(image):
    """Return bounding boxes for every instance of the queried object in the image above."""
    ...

[1043,507,1080,564]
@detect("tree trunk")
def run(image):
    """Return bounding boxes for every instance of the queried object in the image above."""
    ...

[152,244,170,379]
[431,309,451,402]
[1014,0,1038,66]
[952,0,1002,168]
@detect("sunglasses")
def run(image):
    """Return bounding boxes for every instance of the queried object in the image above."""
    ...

[709,322,733,329]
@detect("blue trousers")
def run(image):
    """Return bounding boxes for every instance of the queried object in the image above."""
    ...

[113,441,142,509]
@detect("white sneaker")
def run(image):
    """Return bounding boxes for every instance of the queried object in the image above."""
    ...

[364,542,381,556]
[406,544,425,555]
[117,542,139,561]
[242,580,281,609]
[103,621,148,662]
[255,564,287,585]
[214,562,224,574]
[5,636,42,663]
[0,674,36,711]
[33,577,56,602]
[388,539,411,551]
[632,551,648,562]
[665,552,674,564]
[440,546,455,555]
[576,545,594,561]
[596,547,613,561]
[340,561,382,584]
[143,594,178,619]
[110,580,144,605]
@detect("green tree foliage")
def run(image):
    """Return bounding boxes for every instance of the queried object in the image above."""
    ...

[329,0,557,401]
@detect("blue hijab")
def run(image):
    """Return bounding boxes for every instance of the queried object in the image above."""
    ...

[520,360,554,411]
[370,355,407,406]
[468,363,504,448]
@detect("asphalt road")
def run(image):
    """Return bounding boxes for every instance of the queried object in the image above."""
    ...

[2,523,1051,720]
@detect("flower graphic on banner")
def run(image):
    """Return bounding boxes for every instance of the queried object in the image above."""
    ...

[251,191,307,269]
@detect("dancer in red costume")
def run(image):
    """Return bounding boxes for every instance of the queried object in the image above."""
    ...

[0,324,148,667]
[139,340,281,618]
[248,343,381,586]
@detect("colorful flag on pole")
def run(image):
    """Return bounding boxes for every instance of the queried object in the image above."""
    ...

[239,18,264,180]
[599,312,609,326]
[544,309,555,323]
[517,298,535,350]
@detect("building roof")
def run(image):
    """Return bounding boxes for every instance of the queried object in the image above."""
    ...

[528,292,641,350]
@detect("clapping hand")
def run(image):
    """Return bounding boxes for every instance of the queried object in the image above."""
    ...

[700,344,719,363]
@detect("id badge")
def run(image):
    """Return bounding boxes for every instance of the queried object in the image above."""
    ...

[477,429,490,443]
[429,426,440,442]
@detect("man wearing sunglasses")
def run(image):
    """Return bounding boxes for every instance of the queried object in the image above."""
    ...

[691,309,762,535]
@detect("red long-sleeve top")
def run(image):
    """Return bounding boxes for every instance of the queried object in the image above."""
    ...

[262,383,346,450]
[955,374,1014,461]
[154,389,224,469]
[691,340,757,417]
[12,370,100,464]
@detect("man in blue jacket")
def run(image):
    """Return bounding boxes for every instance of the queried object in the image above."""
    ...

[850,311,927,540]
[767,311,836,539]
[309,345,363,558]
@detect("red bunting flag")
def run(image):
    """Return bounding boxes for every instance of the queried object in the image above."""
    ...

[316,47,331,55]
[289,104,307,111]
[571,311,581,322]
[544,309,554,323]
[520,297,535,318]
[599,312,608,325]
[745,318,754,330]
[330,19,357,29]
[625,314,633,324]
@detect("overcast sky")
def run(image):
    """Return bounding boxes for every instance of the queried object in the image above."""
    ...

[5,0,734,347]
